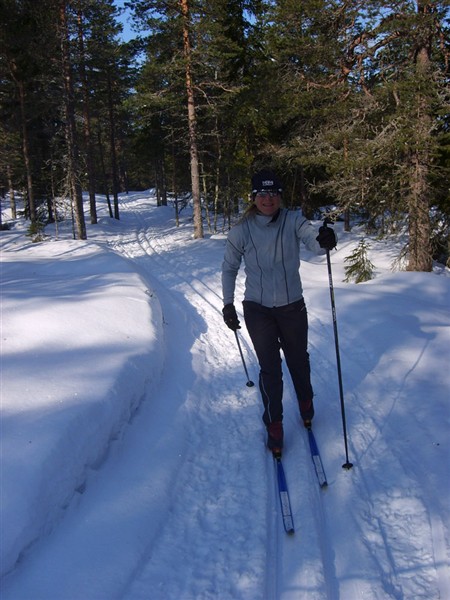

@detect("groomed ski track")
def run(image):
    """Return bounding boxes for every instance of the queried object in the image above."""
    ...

[3,192,447,600]
[110,195,448,599]
[110,195,332,599]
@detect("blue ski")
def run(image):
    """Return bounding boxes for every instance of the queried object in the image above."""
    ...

[275,457,295,534]
[306,427,328,488]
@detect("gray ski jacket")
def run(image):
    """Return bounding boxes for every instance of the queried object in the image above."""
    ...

[222,209,326,308]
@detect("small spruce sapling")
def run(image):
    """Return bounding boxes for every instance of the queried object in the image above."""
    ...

[344,239,375,283]
[26,220,46,243]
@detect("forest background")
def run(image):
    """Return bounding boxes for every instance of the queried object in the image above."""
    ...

[0,0,449,271]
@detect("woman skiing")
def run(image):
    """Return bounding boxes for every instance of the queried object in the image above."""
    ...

[221,169,337,456]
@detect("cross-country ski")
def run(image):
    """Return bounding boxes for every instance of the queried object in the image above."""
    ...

[306,426,328,488]
[275,457,295,535]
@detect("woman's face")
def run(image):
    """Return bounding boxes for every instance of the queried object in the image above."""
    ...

[254,191,281,216]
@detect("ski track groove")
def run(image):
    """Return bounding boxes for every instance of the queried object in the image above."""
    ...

[146,210,336,598]
[109,197,444,599]
[112,201,274,599]
[115,200,333,599]
[116,200,361,599]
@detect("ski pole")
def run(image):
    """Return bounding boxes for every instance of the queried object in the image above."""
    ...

[324,221,353,470]
[234,331,255,387]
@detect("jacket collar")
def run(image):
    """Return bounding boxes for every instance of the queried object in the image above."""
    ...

[255,208,281,223]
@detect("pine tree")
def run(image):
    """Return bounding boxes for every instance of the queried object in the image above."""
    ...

[344,239,375,283]
[78,0,132,220]
[130,0,204,237]
[59,0,87,239]
[255,1,449,270]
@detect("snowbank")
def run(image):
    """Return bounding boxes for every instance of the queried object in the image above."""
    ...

[1,230,164,577]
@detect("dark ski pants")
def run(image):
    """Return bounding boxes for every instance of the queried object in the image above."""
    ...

[243,298,314,427]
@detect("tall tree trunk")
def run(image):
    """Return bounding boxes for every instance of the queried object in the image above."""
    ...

[170,129,180,226]
[200,162,211,232]
[107,70,120,220]
[212,113,222,233]
[7,164,16,220]
[97,127,113,218]
[161,158,168,206]
[77,6,97,225]
[180,0,203,239]
[9,63,36,223]
[407,2,433,271]
[19,81,36,223]
[59,0,86,240]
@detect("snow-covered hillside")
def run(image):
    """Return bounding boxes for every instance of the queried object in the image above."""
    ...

[1,192,449,599]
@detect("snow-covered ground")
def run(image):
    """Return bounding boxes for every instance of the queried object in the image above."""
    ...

[1,192,449,600]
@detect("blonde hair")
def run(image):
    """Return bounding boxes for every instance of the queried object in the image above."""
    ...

[240,202,259,221]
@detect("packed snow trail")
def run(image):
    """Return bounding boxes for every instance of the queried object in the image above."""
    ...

[2,195,328,599]
[109,195,330,600]
[108,197,278,599]
[2,192,449,599]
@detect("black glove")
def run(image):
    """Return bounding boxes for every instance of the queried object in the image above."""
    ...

[316,225,337,250]
[222,303,241,331]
